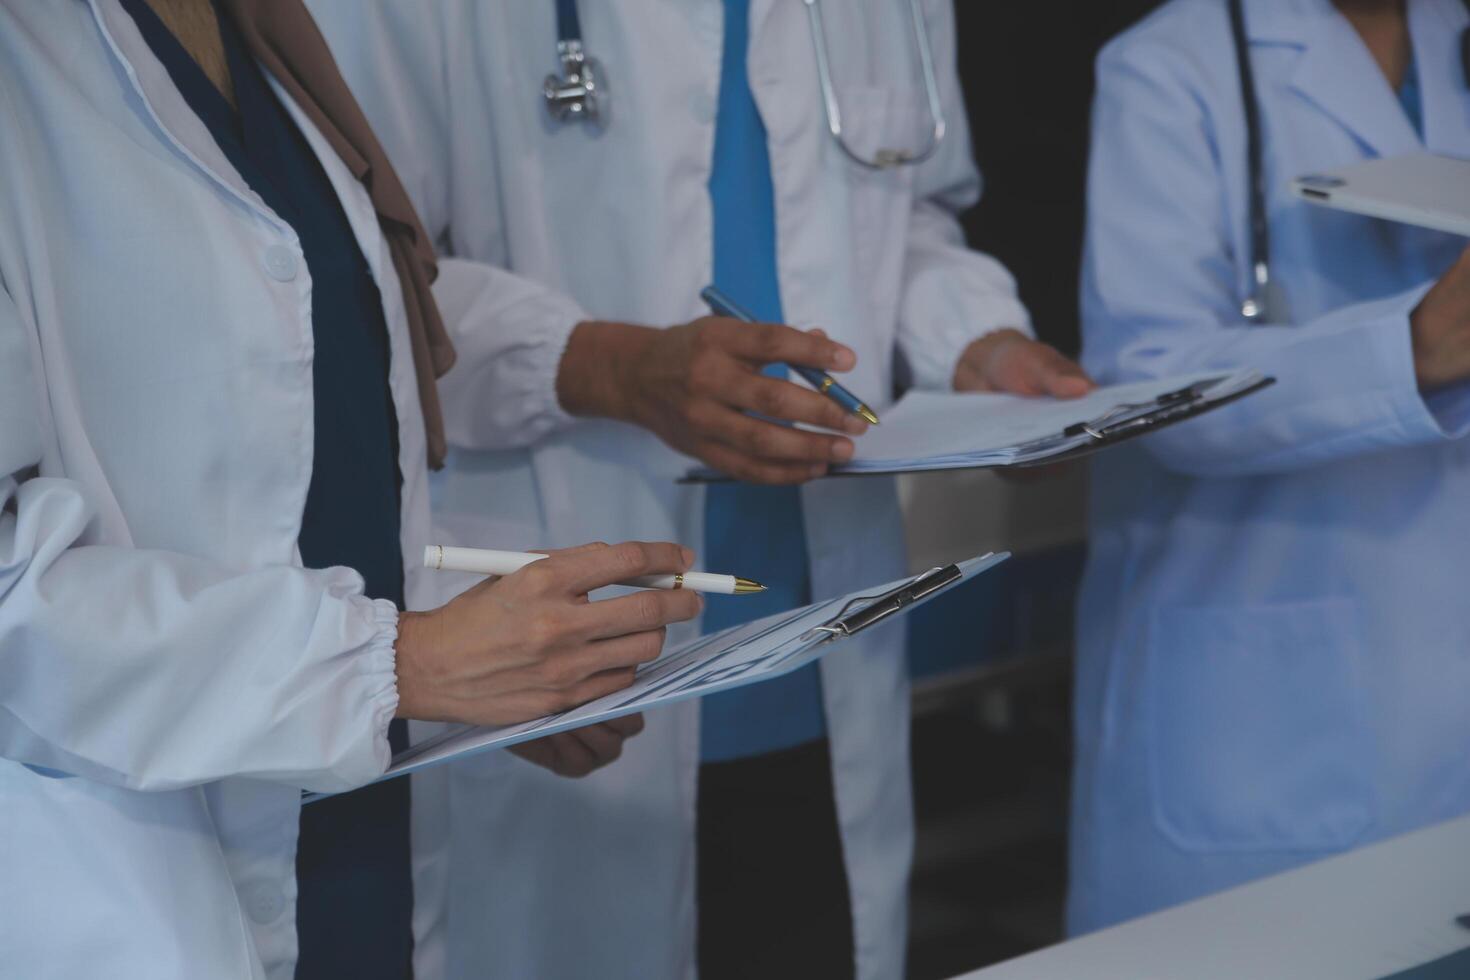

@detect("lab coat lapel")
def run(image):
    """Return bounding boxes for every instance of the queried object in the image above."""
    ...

[1278,1,1422,158]
[88,0,268,216]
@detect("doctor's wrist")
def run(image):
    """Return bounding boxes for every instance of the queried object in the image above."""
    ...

[393,610,447,721]
[556,320,659,425]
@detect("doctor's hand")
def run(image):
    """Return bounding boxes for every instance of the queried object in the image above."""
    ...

[952,329,1094,398]
[1410,246,1470,391]
[393,542,702,727]
[508,714,646,778]
[557,319,869,485]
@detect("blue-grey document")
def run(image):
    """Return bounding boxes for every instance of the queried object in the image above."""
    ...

[685,369,1271,480]
[306,553,1007,799]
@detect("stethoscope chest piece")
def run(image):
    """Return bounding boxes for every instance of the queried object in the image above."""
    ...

[544,38,606,124]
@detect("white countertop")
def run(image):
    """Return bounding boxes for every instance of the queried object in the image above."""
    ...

[953,814,1470,980]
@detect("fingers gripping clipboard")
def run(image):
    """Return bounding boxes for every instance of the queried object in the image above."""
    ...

[1001,374,1276,471]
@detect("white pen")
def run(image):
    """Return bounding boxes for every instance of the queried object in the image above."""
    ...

[424,545,766,595]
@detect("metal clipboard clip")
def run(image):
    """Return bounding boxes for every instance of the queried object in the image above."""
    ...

[805,564,963,642]
[1061,379,1222,443]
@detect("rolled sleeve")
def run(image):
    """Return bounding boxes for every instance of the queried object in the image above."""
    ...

[434,258,587,451]
[1,477,408,795]
[356,597,402,782]
[1107,286,1470,478]
[898,204,1034,391]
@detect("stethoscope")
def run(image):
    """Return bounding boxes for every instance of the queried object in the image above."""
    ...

[542,0,947,170]
[1227,0,1470,323]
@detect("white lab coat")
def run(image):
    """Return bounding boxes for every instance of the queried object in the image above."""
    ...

[1072,0,1470,934]
[311,2,1031,977]
[0,1,489,975]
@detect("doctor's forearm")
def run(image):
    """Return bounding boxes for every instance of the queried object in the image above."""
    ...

[555,320,657,424]
[0,480,399,792]
[1091,313,1470,478]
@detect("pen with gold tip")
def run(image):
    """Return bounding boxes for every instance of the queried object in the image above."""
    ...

[700,285,881,425]
[425,545,766,595]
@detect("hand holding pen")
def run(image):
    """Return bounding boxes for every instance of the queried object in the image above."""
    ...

[555,294,875,485]
[700,286,880,426]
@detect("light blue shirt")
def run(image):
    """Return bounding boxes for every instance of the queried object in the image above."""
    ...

[698,0,826,763]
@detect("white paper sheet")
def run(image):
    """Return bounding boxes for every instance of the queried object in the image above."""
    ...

[844,371,1265,470]
[682,371,1267,480]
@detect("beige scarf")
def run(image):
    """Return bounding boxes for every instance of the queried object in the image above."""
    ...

[219,0,456,469]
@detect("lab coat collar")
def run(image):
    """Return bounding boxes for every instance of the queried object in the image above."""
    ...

[1245,0,1436,159]
[86,0,289,233]
[1238,0,1329,44]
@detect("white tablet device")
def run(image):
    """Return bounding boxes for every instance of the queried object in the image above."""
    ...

[1292,153,1470,237]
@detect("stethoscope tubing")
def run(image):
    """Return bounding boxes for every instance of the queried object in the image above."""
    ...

[1228,0,1273,323]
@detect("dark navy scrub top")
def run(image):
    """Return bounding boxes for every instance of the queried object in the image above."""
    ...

[120,2,412,977]
[699,0,827,763]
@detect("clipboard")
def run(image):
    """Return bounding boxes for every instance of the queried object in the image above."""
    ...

[1001,374,1276,470]
[806,563,964,639]
[304,552,1006,800]
[680,372,1275,483]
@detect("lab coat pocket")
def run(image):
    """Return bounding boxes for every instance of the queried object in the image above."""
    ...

[1147,598,1374,853]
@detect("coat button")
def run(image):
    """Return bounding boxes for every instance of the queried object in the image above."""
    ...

[263,244,299,282]
[246,883,286,924]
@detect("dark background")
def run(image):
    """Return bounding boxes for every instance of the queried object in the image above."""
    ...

[906,4,1168,977]
[957,0,1169,357]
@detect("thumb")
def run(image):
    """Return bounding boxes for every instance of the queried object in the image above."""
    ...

[1040,351,1095,398]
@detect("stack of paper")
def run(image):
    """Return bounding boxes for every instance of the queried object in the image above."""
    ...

[308,552,1007,796]
[819,370,1267,475]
